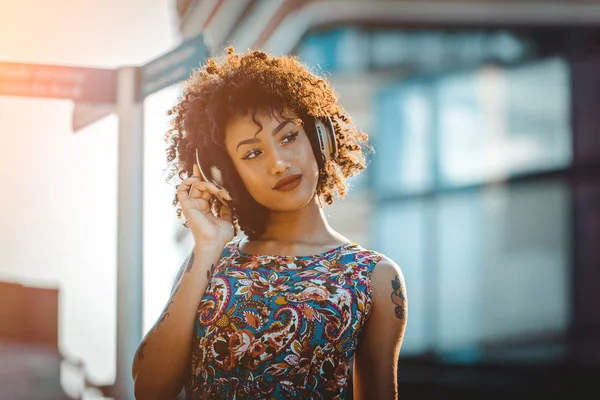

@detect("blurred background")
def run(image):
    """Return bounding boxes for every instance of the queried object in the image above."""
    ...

[1,0,599,399]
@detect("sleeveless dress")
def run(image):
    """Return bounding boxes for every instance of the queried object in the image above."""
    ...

[185,239,383,400]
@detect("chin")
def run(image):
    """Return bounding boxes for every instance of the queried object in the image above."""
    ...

[255,181,317,212]
[267,196,314,212]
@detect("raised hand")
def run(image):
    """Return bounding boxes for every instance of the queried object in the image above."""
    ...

[176,163,235,247]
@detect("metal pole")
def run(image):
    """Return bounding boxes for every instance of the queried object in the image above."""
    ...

[115,66,144,400]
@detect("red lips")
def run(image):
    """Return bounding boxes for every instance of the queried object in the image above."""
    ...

[272,174,302,190]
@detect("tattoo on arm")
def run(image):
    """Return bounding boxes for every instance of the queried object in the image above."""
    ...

[185,251,195,273]
[155,312,169,328]
[152,299,175,331]
[163,300,174,314]
[134,303,171,360]
[135,300,172,360]
[391,275,406,320]
[136,341,147,361]
[170,251,195,297]
[206,263,215,281]
[171,283,180,298]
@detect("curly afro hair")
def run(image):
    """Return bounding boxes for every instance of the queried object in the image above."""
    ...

[165,47,372,240]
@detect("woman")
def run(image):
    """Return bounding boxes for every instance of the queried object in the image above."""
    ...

[132,48,407,400]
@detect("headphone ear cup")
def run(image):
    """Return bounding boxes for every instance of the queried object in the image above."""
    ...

[210,165,224,188]
[314,117,338,163]
[324,116,337,161]
[197,148,227,191]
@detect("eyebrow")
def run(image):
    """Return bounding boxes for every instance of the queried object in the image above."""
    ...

[236,120,295,151]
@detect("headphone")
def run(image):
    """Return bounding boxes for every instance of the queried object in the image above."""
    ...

[313,116,338,166]
[195,116,338,192]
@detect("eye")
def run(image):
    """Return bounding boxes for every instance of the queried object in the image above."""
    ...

[242,149,262,160]
[281,131,299,144]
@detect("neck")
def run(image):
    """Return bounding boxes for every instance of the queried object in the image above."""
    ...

[256,196,340,245]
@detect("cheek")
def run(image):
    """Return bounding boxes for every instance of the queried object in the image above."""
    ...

[306,151,320,180]
[234,161,267,196]
[297,136,319,172]
[235,164,257,186]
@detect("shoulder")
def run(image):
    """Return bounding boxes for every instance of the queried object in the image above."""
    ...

[367,253,407,322]
[372,253,403,279]
[353,245,404,285]
[349,244,407,317]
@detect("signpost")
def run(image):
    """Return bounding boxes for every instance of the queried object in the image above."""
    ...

[69,32,209,132]
[0,33,209,400]
[0,62,116,102]
[140,33,208,99]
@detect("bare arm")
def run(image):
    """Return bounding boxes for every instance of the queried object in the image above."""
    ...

[131,243,223,400]
[353,256,407,400]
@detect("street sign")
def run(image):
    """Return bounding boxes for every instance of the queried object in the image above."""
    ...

[72,102,115,132]
[0,33,209,131]
[0,62,116,102]
[140,33,208,99]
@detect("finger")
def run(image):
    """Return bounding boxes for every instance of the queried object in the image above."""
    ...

[219,189,232,201]
[185,168,232,201]
[177,178,204,199]
[176,181,192,203]
[178,176,201,189]
[201,187,225,205]
[179,188,210,218]
[193,163,202,181]
[176,176,202,203]
[215,194,230,207]
[200,190,212,201]
[189,181,225,197]
[188,182,213,201]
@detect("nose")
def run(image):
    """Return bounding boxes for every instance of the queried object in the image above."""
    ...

[270,154,291,175]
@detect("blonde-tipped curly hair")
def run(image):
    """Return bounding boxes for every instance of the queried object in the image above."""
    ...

[165,47,372,239]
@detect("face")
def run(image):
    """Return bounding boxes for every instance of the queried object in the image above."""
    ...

[224,109,320,212]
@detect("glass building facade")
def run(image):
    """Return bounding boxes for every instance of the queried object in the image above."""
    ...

[293,25,592,363]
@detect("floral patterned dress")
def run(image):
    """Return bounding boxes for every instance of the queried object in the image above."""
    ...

[185,239,382,400]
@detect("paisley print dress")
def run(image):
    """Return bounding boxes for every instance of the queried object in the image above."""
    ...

[185,240,382,400]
